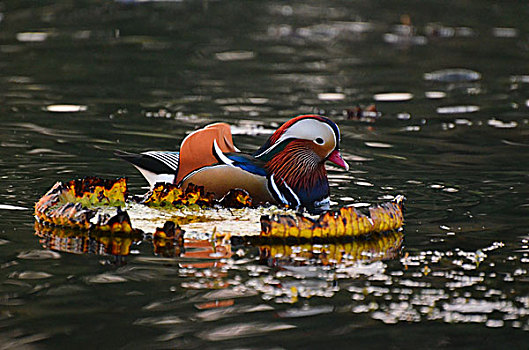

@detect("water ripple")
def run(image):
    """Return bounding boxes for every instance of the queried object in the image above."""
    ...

[85,273,127,284]
[373,92,413,102]
[424,69,481,82]
[17,250,60,260]
[134,316,184,326]
[278,305,334,318]
[45,104,87,113]
[198,322,295,341]
[0,204,27,211]
[9,271,52,279]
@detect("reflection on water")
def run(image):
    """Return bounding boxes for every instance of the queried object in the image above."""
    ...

[260,231,403,266]
[35,222,188,258]
[33,221,401,267]
[1,0,529,348]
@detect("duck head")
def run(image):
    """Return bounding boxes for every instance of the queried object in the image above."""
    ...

[254,115,348,213]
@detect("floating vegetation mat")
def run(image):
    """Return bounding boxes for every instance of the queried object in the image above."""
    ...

[260,197,404,241]
[34,177,405,250]
[34,177,133,233]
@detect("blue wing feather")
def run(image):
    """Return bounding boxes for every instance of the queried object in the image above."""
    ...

[224,153,267,176]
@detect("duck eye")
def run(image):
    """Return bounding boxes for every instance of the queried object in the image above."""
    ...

[314,137,325,145]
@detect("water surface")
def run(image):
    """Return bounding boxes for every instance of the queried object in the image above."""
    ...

[1,1,529,348]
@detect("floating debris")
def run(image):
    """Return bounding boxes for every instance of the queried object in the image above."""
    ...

[153,221,184,240]
[144,109,174,119]
[425,23,456,38]
[424,25,475,38]
[383,15,427,46]
[153,221,185,257]
[344,104,381,122]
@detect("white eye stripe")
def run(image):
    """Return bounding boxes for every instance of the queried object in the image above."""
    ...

[255,118,337,158]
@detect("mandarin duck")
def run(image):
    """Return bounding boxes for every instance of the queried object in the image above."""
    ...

[116,115,348,213]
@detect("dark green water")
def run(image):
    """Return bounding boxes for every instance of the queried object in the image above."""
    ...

[1,1,529,348]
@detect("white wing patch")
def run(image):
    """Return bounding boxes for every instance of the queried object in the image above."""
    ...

[142,151,180,171]
[133,165,175,189]
[213,139,235,166]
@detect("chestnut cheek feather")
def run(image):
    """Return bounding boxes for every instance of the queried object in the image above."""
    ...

[306,141,330,160]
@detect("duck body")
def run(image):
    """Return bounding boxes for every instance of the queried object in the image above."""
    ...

[180,164,273,204]
[116,115,348,213]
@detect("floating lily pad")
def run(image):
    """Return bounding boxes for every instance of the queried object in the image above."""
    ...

[259,196,404,241]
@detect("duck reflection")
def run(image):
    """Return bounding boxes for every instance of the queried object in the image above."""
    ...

[34,222,231,263]
[180,239,232,269]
